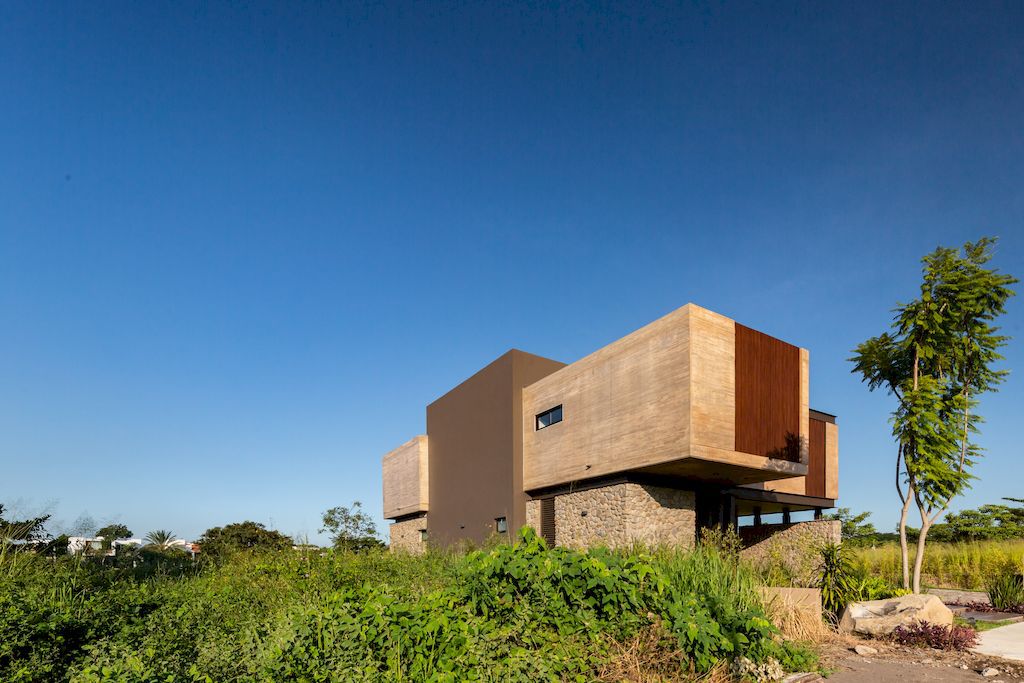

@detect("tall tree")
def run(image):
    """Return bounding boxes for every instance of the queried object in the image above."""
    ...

[321,501,383,551]
[851,237,1016,592]
[197,521,293,558]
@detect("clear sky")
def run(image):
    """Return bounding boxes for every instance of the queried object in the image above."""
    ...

[2,2,1022,543]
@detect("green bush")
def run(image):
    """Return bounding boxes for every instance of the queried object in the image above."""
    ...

[3,529,817,682]
[987,571,1024,611]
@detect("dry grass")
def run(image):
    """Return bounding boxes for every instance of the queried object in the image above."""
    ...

[761,592,834,644]
[596,625,731,683]
[848,540,1024,590]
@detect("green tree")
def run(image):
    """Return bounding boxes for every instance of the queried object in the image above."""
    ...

[851,237,1016,592]
[96,524,133,552]
[822,507,878,544]
[0,503,50,542]
[144,529,178,549]
[197,521,292,558]
[320,501,383,551]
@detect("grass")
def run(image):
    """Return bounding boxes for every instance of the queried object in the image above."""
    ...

[847,540,1024,591]
[0,531,818,682]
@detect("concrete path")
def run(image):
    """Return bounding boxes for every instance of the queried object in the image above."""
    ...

[974,621,1024,662]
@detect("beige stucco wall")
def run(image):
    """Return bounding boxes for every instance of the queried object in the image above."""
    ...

[551,482,696,549]
[740,520,841,586]
[382,436,429,519]
[388,515,427,554]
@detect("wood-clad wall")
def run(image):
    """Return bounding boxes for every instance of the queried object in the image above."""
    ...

[382,435,429,519]
[806,418,826,498]
[734,324,802,462]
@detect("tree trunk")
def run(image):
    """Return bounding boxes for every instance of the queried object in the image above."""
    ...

[898,487,913,590]
[912,507,931,594]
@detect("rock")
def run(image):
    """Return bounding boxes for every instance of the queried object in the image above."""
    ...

[838,594,954,637]
[981,668,999,677]
[854,645,879,656]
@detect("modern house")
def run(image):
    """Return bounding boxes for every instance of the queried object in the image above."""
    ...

[382,303,838,552]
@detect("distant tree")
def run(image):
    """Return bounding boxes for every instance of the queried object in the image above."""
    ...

[320,501,384,552]
[822,507,878,544]
[144,530,177,550]
[851,237,1017,592]
[0,504,50,542]
[197,521,292,558]
[928,501,1024,542]
[96,523,132,540]
[96,524,133,552]
[67,512,98,538]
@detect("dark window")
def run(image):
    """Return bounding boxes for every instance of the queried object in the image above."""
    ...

[536,405,563,430]
[419,529,428,542]
[495,517,507,534]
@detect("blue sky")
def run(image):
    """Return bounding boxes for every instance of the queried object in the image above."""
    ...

[2,2,1022,543]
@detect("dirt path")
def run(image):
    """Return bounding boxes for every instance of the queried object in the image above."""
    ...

[819,641,1024,682]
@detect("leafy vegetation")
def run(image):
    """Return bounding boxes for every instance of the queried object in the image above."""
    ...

[987,570,1024,611]
[195,520,294,559]
[850,237,1017,592]
[320,500,385,551]
[0,528,817,682]
[889,622,979,650]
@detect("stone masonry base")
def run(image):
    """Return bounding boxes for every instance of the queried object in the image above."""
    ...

[527,482,696,549]
[739,520,841,585]
[389,514,427,554]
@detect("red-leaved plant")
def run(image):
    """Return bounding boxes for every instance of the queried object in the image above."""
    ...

[889,622,979,651]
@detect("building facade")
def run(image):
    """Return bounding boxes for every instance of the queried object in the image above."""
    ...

[382,304,838,552]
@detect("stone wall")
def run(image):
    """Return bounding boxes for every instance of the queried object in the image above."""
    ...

[389,514,427,554]
[740,520,840,585]
[525,499,541,533]
[552,482,696,549]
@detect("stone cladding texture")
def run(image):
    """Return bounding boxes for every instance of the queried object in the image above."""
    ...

[389,515,427,554]
[740,520,841,585]
[550,482,696,549]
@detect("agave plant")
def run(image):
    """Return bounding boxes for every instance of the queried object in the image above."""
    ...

[144,529,177,550]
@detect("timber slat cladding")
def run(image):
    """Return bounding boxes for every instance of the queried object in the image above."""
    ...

[734,323,801,461]
[806,418,826,498]
[540,498,556,546]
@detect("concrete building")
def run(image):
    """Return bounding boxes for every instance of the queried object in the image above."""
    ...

[382,303,838,552]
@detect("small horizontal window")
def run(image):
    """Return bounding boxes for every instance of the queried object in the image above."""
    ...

[495,517,508,533]
[536,405,563,430]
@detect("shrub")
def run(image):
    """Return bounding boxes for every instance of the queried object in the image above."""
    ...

[987,571,1024,611]
[816,543,855,617]
[889,622,979,650]
[5,529,818,682]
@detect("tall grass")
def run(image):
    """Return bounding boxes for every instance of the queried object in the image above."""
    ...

[848,540,1024,590]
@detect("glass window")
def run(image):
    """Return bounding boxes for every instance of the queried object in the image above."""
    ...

[419,529,428,542]
[536,405,563,430]
[495,517,508,533]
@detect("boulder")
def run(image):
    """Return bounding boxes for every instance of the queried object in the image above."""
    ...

[838,594,954,637]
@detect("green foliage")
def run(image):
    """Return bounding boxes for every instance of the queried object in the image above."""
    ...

[143,530,177,549]
[1,528,818,682]
[0,504,51,543]
[816,543,855,617]
[320,501,384,552]
[930,502,1024,542]
[196,521,293,559]
[987,571,1024,611]
[851,237,1018,591]
[822,508,878,545]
